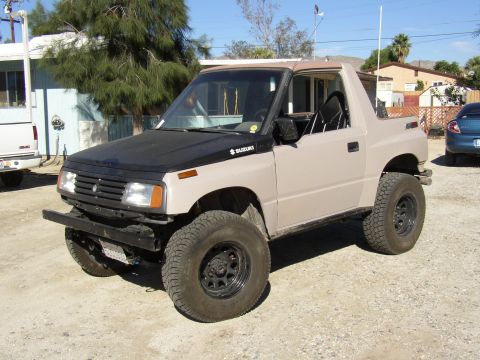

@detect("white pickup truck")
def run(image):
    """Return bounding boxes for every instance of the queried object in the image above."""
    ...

[0,121,41,187]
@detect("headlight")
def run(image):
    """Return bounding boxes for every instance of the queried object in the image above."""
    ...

[57,170,76,193]
[121,182,163,208]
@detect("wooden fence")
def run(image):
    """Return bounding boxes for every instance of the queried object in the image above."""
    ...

[107,115,161,141]
[466,90,480,104]
[386,106,462,131]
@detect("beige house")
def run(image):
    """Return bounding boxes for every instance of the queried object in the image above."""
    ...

[371,62,460,92]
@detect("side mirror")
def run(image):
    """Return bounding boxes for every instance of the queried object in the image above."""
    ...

[276,117,299,142]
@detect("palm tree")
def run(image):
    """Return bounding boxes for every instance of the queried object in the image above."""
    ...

[465,56,480,89]
[465,56,480,72]
[391,34,411,63]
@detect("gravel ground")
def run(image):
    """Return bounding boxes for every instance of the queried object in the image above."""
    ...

[0,139,479,359]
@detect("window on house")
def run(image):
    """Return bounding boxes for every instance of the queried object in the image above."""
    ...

[404,83,417,91]
[378,82,392,91]
[414,70,419,77]
[433,81,443,87]
[0,71,25,107]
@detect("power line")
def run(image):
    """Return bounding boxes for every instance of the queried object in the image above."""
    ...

[314,31,475,44]
[209,31,476,49]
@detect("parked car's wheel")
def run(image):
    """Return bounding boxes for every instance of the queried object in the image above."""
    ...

[444,149,457,166]
[0,170,24,187]
[363,172,426,255]
[65,227,130,277]
[162,210,270,322]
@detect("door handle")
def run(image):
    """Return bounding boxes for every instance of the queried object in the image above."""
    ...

[347,141,359,152]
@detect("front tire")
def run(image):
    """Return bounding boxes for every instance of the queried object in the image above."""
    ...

[65,227,130,277]
[162,211,270,322]
[1,170,24,187]
[363,172,426,255]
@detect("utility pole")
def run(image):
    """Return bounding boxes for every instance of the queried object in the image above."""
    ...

[375,5,383,115]
[314,5,317,60]
[5,7,32,123]
[313,4,324,60]
[4,0,15,42]
[9,13,15,42]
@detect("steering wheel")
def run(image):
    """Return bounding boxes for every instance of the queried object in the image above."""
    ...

[252,108,268,122]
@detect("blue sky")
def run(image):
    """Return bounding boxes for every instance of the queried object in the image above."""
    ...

[1,0,478,65]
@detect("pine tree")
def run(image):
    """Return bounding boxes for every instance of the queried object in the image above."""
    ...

[34,0,209,134]
[361,46,396,71]
[29,0,52,37]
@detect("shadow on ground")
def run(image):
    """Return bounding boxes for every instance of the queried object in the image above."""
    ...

[118,219,368,321]
[0,171,58,192]
[431,154,480,168]
[270,219,368,272]
[120,219,368,293]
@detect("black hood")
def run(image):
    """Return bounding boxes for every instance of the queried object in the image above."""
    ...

[66,129,274,173]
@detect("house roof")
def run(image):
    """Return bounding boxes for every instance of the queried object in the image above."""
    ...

[0,32,82,61]
[371,62,462,80]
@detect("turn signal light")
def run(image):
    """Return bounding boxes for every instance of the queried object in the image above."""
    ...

[150,185,163,208]
[178,169,198,179]
[447,120,461,134]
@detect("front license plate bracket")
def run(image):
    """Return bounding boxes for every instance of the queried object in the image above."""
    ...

[99,240,129,264]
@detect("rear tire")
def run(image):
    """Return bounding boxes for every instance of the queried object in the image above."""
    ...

[1,170,24,187]
[65,227,130,277]
[162,210,270,322]
[363,172,426,255]
[445,149,456,166]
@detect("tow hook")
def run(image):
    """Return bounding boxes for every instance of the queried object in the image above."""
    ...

[127,256,141,266]
[417,169,432,186]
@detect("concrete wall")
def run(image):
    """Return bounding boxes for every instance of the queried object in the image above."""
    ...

[0,60,104,156]
[79,120,108,150]
[373,65,457,92]
[377,90,393,107]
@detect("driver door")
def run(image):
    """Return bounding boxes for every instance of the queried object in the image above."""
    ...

[274,126,366,231]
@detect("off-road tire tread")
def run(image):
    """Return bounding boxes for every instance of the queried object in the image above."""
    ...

[363,172,423,255]
[1,171,24,187]
[162,210,270,322]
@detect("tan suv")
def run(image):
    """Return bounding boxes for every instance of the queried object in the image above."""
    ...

[43,62,431,322]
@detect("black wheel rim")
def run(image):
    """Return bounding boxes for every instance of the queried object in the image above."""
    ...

[393,194,417,236]
[199,242,250,299]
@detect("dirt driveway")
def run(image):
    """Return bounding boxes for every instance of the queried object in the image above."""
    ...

[0,139,479,359]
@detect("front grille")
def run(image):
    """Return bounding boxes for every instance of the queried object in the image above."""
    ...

[74,173,126,202]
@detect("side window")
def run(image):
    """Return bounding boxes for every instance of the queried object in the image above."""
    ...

[279,72,350,139]
[308,73,350,135]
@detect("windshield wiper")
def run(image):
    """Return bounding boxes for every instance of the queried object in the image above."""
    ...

[157,127,188,132]
[185,128,241,135]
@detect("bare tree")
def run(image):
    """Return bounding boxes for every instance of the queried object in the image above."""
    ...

[224,40,274,59]
[236,0,279,50]
[235,1,312,58]
[274,17,312,58]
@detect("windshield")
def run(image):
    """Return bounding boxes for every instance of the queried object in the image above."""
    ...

[158,69,285,134]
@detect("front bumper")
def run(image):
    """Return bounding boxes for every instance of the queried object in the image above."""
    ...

[0,154,41,173]
[446,132,480,155]
[42,209,159,251]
